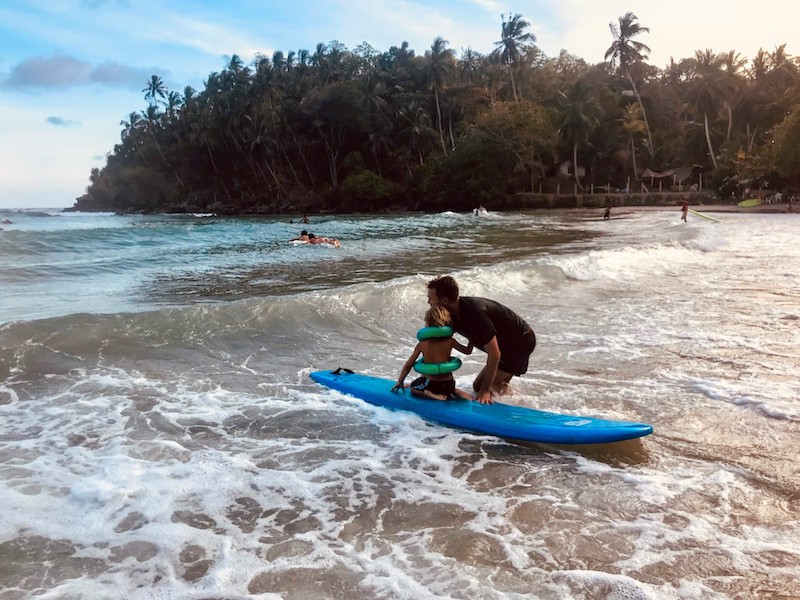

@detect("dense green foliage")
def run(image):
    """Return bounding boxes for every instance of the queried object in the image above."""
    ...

[72,14,800,214]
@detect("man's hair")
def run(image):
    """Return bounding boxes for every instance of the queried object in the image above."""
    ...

[427,276,459,302]
[425,305,452,328]
[300,230,308,235]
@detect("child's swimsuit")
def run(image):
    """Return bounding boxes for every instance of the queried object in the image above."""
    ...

[410,376,457,398]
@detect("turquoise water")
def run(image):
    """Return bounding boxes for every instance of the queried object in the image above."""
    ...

[0,210,579,321]
[1,207,798,599]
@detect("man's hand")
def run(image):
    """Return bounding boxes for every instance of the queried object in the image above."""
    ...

[391,382,405,393]
[475,389,494,404]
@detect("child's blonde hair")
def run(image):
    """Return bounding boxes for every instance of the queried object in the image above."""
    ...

[425,305,452,328]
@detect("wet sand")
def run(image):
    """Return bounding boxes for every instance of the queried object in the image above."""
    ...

[620,203,796,214]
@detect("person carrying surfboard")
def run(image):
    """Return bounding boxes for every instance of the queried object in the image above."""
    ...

[426,276,536,405]
[391,306,474,401]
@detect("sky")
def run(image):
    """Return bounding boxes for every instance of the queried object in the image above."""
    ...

[1,0,797,209]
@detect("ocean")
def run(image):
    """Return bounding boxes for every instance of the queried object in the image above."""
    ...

[1,207,798,599]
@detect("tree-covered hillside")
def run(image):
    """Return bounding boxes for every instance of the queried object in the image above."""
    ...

[71,13,800,214]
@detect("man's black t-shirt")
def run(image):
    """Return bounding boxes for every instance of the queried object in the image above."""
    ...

[451,297,535,375]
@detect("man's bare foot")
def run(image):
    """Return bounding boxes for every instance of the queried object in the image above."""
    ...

[496,382,513,396]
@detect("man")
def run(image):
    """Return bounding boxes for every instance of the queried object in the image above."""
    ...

[308,233,341,248]
[680,198,689,222]
[426,276,536,404]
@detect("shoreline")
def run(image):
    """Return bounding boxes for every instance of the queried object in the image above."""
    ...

[592,203,796,215]
[5,202,793,217]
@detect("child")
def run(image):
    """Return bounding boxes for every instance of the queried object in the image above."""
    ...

[391,306,473,400]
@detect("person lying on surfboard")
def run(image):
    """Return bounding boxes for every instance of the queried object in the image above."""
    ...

[308,233,341,248]
[289,230,309,242]
[391,306,474,401]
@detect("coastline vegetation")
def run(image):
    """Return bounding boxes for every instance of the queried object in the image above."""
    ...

[71,13,800,214]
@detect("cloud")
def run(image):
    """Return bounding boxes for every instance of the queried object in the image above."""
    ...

[3,54,168,90]
[468,0,503,12]
[7,55,92,88]
[90,61,162,86]
[46,116,81,127]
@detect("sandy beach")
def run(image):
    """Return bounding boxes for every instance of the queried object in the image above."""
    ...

[625,202,796,214]
[572,203,797,219]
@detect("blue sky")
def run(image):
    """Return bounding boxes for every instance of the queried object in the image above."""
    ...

[1,0,797,209]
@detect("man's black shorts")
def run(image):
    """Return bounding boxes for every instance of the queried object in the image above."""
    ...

[498,329,536,376]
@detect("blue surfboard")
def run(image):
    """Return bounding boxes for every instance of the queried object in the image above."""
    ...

[310,369,653,444]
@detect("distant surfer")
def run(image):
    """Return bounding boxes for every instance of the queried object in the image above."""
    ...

[308,233,340,248]
[289,230,310,242]
[680,198,689,222]
[392,306,473,400]
[426,276,536,404]
[603,206,611,220]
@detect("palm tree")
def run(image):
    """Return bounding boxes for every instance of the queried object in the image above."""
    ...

[143,75,167,110]
[459,47,481,83]
[426,37,454,154]
[142,104,185,188]
[620,103,646,179]
[272,51,285,71]
[495,13,535,103]
[605,12,654,157]
[557,79,601,190]
[397,101,436,167]
[165,91,182,120]
[226,54,245,74]
[311,43,327,67]
[189,108,219,174]
[716,50,747,142]
[297,48,311,67]
[687,49,724,170]
[764,45,799,124]
[120,111,150,165]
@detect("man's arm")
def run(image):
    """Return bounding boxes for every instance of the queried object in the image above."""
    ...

[476,336,501,404]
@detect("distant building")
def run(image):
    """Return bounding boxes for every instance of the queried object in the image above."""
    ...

[559,161,586,178]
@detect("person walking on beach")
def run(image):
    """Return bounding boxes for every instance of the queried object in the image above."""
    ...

[426,276,536,404]
[680,198,689,222]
